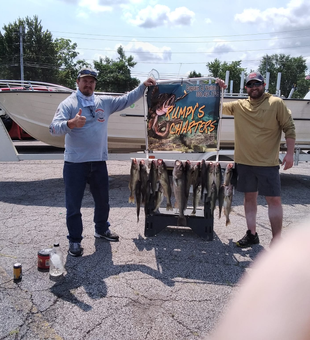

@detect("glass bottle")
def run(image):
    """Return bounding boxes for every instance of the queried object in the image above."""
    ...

[49,243,64,278]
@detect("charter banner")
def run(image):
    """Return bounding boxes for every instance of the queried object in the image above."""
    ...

[146,82,220,152]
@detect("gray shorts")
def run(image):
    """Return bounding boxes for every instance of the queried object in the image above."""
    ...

[235,164,281,197]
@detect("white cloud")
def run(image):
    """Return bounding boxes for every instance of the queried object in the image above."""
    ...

[60,0,133,16]
[59,0,130,5]
[205,18,212,24]
[234,0,310,30]
[208,41,235,54]
[169,7,194,26]
[233,0,310,63]
[57,0,79,3]
[122,40,172,61]
[90,40,172,63]
[76,0,113,15]
[234,8,263,23]
[98,0,130,5]
[127,4,195,28]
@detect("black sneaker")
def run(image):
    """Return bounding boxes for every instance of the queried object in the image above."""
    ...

[68,242,83,257]
[94,229,119,242]
[236,230,259,248]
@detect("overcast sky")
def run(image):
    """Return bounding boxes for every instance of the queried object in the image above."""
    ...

[1,0,310,83]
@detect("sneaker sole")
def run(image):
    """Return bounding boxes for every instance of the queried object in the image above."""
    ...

[236,241,259,248]
[94,233,119,242]
[68,249,84,257]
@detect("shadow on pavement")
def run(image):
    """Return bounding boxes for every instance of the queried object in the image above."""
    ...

[50,238,177,311]
[50,229,264,311]
[1,171,309,208]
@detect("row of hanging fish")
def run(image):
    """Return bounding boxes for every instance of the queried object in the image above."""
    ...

[128,158,171,223]
[129,158,236,226]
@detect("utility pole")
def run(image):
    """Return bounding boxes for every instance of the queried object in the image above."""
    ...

[19,25,24,82]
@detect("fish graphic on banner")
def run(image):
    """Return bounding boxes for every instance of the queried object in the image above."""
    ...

[146,82,220,152]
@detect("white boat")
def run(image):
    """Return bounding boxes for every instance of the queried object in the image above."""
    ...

[0,80,309,153]
[0,80,146,152]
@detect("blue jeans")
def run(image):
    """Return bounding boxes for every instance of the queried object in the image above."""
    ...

[63,161,110,243]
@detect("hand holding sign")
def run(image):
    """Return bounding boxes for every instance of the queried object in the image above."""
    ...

[215,78,227,89]
[143,78,157,87]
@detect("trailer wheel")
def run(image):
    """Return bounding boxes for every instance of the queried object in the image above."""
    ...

[206,155,234,162]
[0,113,13,131]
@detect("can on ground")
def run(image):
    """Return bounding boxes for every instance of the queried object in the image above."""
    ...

[38,249,51,272]
[13,263,22,281]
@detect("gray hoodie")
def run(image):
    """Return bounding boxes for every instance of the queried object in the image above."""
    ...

[49,83,146,162]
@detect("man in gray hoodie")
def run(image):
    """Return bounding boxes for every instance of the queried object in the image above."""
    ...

[50,68,156,256]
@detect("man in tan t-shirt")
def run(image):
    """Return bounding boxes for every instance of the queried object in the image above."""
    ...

[216,72,295,247]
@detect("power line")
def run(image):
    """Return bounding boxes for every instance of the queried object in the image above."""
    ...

[52,34,310,44]
[76,44,310,54]
[14,42,310,61]
[82,58,263,65]
[51,27,310,39]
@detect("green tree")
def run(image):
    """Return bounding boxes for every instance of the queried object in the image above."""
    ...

[188,71,202,78]
[259,54,308,98]
[206,59,247,93]
[0,16,59,82]
[54,38,90,89]
[292,77,310,99]
[206,59,222,78]
[93,46,140,93]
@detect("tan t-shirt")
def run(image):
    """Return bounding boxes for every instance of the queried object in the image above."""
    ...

[223,93,296,166]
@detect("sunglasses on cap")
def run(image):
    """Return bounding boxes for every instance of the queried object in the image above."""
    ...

[246,82,263,88]
[77,69,98,78]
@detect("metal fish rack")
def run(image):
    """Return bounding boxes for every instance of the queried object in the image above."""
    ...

[144,195,214,240]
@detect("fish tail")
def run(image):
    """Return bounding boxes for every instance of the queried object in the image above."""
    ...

[137,206,140,222]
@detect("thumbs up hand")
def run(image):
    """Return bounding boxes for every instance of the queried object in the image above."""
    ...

[68,108,86,129]
[75,108,86,127]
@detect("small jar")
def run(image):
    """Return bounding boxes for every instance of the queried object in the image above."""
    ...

[38,249,51,272]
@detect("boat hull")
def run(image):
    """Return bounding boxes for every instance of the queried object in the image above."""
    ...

[0,91,309,151]
[0,91,147,152]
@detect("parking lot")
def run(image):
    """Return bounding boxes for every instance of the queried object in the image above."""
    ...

[0,159,309,340]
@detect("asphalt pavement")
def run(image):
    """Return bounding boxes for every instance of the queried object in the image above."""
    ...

[0,159,309,340]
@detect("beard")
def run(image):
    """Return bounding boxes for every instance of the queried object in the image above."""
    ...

[82,91,91,96]
[247,86,265,100]
[80,88,93,96]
